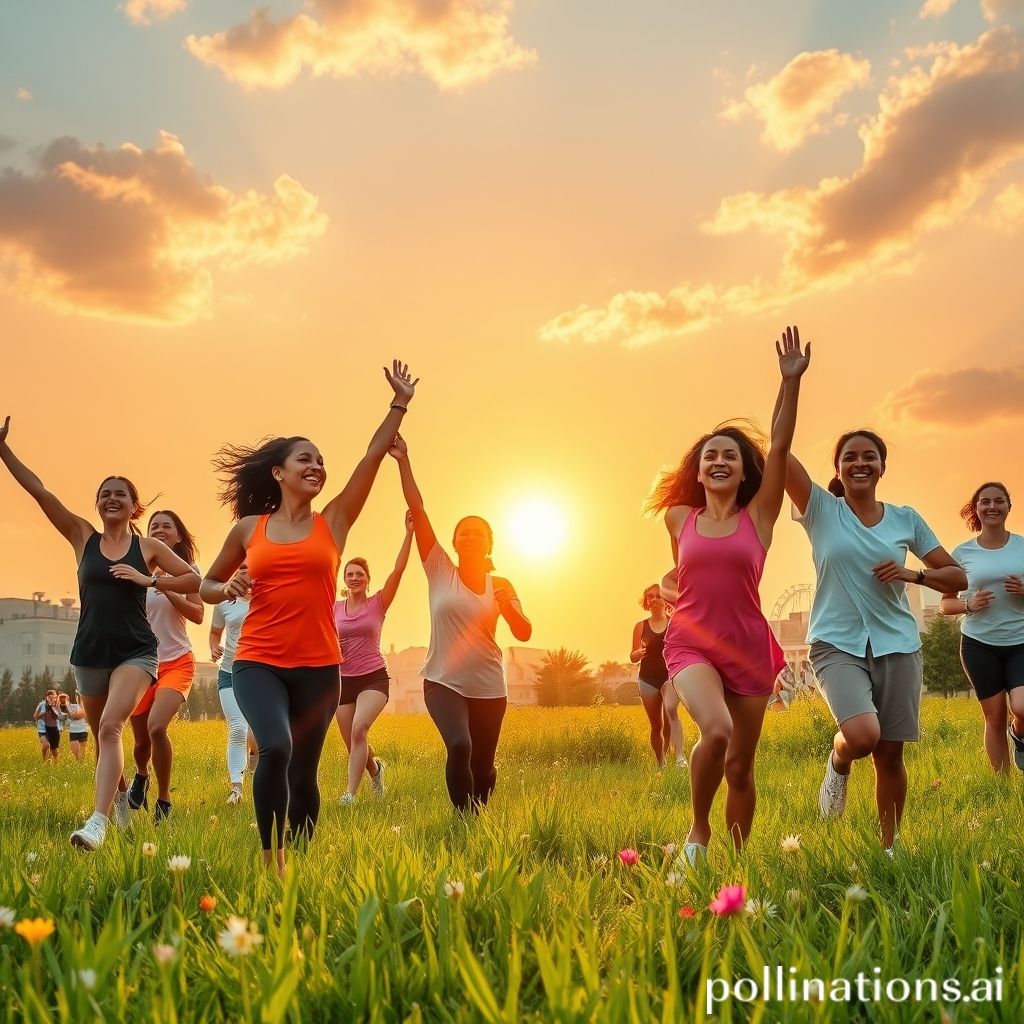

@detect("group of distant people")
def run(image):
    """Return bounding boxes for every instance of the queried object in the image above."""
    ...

[2,332,1021,873]
[33,687,89,762]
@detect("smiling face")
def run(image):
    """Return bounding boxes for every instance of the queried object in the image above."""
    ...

[148,513,181,549]
[975,485,1010,528]
[343,560,369,596]
[95,477,136,525]
[275,440,326,499]
[453,516,493,564]
[697,435,744,498]
[642,586,664,613]
[836,436,885,496]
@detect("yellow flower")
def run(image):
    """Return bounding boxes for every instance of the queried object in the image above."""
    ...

[15,918,55,945]
[142,842,157,858]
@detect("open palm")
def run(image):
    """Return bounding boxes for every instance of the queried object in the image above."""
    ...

[384,360,419,404]
[776,326,811,380]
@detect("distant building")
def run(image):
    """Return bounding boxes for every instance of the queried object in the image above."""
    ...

[0,594,79,679]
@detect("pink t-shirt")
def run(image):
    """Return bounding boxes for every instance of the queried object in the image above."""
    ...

[334,592,387,678]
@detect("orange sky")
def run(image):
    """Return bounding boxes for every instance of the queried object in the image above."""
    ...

[1,1,1023,664]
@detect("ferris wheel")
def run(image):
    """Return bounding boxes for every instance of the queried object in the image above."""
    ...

[770,584,814,622]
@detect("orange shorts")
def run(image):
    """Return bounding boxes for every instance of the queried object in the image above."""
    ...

[132,652,195,717]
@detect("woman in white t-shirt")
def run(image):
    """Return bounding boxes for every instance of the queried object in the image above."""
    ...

[391,434,532,811]
[940,482,1024,773]
[127,510,204,820]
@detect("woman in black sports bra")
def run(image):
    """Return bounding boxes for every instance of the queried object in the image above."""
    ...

[0,416,199,851]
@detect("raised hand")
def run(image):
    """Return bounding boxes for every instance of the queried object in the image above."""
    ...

[405,509,414,532]
[0,416,8,445]
[387,432,408,461]
[776,325,811,380]
[384,360,419,406]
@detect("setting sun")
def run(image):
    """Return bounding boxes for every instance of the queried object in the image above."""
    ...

[505,497,568,560]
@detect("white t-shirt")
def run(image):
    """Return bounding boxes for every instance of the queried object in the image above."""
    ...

[952,534,1024,646]
[212,598,250,673]
[146,564,199,663]
[421,545,505,698]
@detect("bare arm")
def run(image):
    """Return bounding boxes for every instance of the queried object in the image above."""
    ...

[492,577,532,642]
[320,360,418,552]
[159,586,205,625]
[391,436,438,562]
[630,621,646,663]
[873,548,968,594]
[131,538,203,595]
[0,417,93,553]
[200,520,256,604]
[378,512,415,613]
[33,702,46,721]
[209,623,225,660]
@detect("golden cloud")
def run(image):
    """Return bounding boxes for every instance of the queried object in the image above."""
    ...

[123,0,187,25]
[989,181,1024,226]
[721,49,871,152]
[0,131,327,324]
[185,0,536,91]
[919,0,958,19]
[541,28,1024,347]
[982,0,1024,21]
[884,365,1024,424]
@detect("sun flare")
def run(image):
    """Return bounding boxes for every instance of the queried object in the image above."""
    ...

[505,497,568,560]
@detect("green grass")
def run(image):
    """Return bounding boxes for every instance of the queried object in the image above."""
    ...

[0,699,1021,1022]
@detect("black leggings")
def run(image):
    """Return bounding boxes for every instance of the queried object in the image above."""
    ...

[423,680,507,811]
[232,661,340,850]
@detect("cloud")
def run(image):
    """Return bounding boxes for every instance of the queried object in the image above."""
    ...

[0,131,327,324]
[884,365,1024,424]
[122,0,187,25]
[16,88,33,102]
[0,136,16,154]
[982,0,1024,21]
[185,0,536,91]
[541,27,1024,347]
[919,0,958,18]
[988,181,1024,226]
[721,49,871,152]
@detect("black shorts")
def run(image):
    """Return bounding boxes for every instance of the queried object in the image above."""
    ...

[339,667,390,706]
[44,726,61,749]
[960,635,1024,702]
[69,732,89,743]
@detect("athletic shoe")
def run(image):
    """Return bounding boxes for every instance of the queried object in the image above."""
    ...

[339,793,356,805]
[127,773,149,811]
[154,799,172,823]
[677,842,707,870]
[71,813,107,851]
[676,755,688,768]
[371,758,386,796]
[1008,725,1024,772]
[226,788,242,806]
[111,790,131,830]
[818,754,849,818]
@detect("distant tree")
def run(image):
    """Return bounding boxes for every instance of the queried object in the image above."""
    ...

[534,648,594,707]
[0,668,14,722]
[921,615,969,697]
[60,667,76,694]
[596,661,631,683]
[14,666,37,723]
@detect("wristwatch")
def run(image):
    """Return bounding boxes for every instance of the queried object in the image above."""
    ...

[915,570,926,585]
[149,575,159,588]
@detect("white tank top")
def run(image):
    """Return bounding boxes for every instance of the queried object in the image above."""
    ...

[146,565,198,662]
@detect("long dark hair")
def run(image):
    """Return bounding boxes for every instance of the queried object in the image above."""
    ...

[960,481,1011,532]
[95,476,147,535]
[827,429,888,497]
[148,509,199,565]
[212,437,310,520]
[644,421,766,514]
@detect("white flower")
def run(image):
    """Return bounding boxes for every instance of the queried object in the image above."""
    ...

[981,860,991,870]
[142,842,157,858]
[391,825,402,834]
[665,871,684,888]
[443,880,465,901]
[845,884,869,903]
[153,943,176,964]
[167,855,191,874]
[744,898,778,920]
[780,834,801,854]
[663,843,677,857]
[218,916,264,957]
[0,906,15,928]
[786,889,802,907]
[25,852,39,864]
[77,968,97,990]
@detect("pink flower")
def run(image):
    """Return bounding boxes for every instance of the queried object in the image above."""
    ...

[709,884,746,916]
[618,849,640,866]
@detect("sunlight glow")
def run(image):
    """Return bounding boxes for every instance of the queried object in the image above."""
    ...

[505,497,568,560]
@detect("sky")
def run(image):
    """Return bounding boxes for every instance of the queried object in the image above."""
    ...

[1,0,1023,666]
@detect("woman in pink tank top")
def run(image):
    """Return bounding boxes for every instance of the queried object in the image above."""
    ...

[646,327,811,867]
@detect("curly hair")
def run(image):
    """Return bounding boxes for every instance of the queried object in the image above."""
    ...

[644,421,767,515]
[959,481,1011,532]
[212,437,310,520]
[148,509,200,566]
[828,430,887,497]
[95,476,148,535]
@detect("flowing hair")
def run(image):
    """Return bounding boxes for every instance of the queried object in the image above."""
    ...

[95,476,148,535]
[148,509,199,565]
[959,481,1011,532]
[828,429,888,497]
[212,437,310,520]
[644,421,767,515]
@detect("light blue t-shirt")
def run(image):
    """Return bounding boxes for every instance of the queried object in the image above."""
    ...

[798,483,941,657]
[952,534,1024,646]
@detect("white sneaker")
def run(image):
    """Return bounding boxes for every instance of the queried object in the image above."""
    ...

[340,793,355,805]
[71,813,108,851]
[819,754,849,818]
[371,758,386,796]
[226,788,242,806]
[111,790,131,830]
[677,842,707,871]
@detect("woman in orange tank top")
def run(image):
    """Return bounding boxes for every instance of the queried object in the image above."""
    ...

[201,360,418,874]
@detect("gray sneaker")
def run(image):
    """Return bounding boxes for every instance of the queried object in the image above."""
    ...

[111,790,131,830]
[1009,725,1024,772]
[371,758,386,796]
[818,754,849,818]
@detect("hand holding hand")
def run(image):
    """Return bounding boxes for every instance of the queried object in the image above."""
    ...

[387,433,408,461]
[109,563,151,586]
[384,360,419,406]
[776,325,811,381]
[405,509,414,533]
[1004,575,1024,596]
[872,561,912,585]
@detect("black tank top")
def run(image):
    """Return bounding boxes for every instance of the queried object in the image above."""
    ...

[638,619,668,685]
[70,533,158,668]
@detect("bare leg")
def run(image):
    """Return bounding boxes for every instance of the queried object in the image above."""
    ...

[347,691,388,796]
[871,739,907,848]
[661,681,686,762]
[977,693,1009,773]
[638,684,666,768]
[39,736,51,762]
[722,690,770,848]
[1009,686,1024,746]
[148,688,185,803]
[130,710,151,780]
[832,712,881,774]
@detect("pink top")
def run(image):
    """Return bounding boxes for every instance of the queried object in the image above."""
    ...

[334,592,387,678]
[663,507,784,696]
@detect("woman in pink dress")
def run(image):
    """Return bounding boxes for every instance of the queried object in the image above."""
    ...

[646,327,810,866]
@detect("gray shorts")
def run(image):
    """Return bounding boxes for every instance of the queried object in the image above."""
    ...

[808,640,922,742]
[73,658,158,698]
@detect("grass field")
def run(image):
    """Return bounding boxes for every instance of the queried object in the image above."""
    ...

[0,699,1021,1023]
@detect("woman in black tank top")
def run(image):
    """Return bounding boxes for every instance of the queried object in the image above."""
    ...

[0,416,200,852]
[630,584,687,769]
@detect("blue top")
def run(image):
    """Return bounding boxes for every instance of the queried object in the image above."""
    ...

[952,534,1024,646]
[798,483,941,657]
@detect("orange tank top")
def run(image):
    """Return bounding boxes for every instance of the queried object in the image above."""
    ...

[235,513,342,668]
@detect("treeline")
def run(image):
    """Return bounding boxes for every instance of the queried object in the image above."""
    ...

[0,667,227,726]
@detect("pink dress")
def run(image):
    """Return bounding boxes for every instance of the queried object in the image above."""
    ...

[663,507,784,696]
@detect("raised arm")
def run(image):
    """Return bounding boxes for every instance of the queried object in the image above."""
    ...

[390,434,438,562]
[0,417,93,553]
[379,511,415,612]
[492,577,532,642]
[320,360,418,552]
[749,326,810,544]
